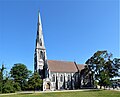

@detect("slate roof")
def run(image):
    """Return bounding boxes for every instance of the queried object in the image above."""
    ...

[47,60,84,73]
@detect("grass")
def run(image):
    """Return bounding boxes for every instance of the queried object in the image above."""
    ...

[0,90,120,97]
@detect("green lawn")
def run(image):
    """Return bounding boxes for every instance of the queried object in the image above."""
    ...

[0,90,120,97]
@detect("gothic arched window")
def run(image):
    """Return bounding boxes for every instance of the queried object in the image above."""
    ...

[60,75,63,82]
[68,75,70,81]
[75,75,78,82]
[40,51,43,59]
[52,74,55,82]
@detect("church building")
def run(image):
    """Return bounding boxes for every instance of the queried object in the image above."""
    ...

[34,11,85,91]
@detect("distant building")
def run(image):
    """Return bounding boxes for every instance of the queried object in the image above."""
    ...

[34,11,86,91]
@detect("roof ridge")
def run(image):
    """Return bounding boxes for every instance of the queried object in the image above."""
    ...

[48,59,74,63]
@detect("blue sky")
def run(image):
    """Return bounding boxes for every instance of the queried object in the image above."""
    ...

[0,0,119,72]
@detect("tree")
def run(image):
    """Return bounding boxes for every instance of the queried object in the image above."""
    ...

[10,63,30,90]
[13,82,21,91]
[0,64,6,93]
[0,64,15,93]
[28,72,42,91]
[113,58,120,77]
[85,50,119,89]
[2,78,15,93]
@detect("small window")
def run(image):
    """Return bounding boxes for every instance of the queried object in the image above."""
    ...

[40,39,42,46]
[52,75,55,82]
[60,75,63,82]
[68,75,70,81]
[76,75,78,82]
[74,75,77,82]
[40,51,43,59]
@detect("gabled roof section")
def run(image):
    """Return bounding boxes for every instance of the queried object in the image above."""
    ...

[76,64,85,71]
[47,60,84,73]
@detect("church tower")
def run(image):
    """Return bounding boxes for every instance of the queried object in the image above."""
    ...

[34,11,47,79]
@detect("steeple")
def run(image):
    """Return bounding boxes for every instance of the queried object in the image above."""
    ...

[36,11,45,49]
[34,10,48,79]
[38,10,42,31]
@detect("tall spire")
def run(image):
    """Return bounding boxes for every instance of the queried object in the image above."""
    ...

[34,10,48,79]
[38,10,42,30]
[36,10,45,49]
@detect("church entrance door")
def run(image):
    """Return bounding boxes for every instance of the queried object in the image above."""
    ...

[46,83,50,90]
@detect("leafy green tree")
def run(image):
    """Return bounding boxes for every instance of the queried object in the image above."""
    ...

[10,63,30,90]
[13,82,21,91]
[0,64,6,93]
[113,58,120,77]
[28,72,42,91]
[2,78,15,93]
[85,50,119,89]
[0,64,15,93]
